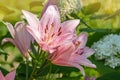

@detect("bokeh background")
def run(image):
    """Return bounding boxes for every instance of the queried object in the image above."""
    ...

[0,0,120,80]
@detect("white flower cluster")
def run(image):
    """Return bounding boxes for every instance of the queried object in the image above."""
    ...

[92,34,120,68]
[58,0,81,20]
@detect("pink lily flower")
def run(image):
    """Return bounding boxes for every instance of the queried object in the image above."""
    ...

[0,70,16,80]
[42,0,58,16]
[2,22,33,58]
[22,5,80,53]
[49,32,96,76]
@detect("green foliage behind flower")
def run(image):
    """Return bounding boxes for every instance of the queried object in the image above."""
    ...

[0,0,45,23]
[0,0,120,80]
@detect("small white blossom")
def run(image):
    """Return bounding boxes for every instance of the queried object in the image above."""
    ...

[58,0,81,20]
[92,34,120,68]
[105,56,120,68]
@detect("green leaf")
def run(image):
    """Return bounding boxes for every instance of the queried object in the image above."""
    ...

[37,64,79,77]
[30,43,38,54]
[13,55,23,62]
[0,48,8,61]
[105,9,120,20]
[90,14,110,20]
[56,76,81,80]
[3,12,21,23]
[29,1,43,13]
[0,67,8,75]
[96,72,120,80]
[90,58,116,75]
[82,2,101,15]
[0,4,14,14]
[80,28,120,46]
[0,21,8,37]
[79,28,112,33]
[29,1,43,9]
[0,4,14,20]
[16,62,32,79]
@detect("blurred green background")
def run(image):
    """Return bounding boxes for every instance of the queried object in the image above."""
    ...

[0,0,120,80]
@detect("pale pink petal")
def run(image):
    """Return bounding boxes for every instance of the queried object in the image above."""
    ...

[51,33,75,47]
[53,60,85,76]
[75,32,87,48]
[26,25,41,44]
[52,60,82,76]
[40,5,60,33]
[5,70,16,80]
[68,62,85,76]
[71,54,96,68]
[22,10,39,29]
[78,59,96,68]
[14,22,30,57]
[14,22,27,48]
[40,43,50,52]
[14,21,25,28]
[61,20,80,34]
[14,22,34,52]
[50,42,75,60]
[2,22,30,58]
[25,28,34,50]
[22,10,42,42]
[47,47,57,53]
[0,71,5,80]
[2,38,16,46]
[42,0,58,16]
[82,47,95,58]
[6,23,15,38]
[2,37,28,58]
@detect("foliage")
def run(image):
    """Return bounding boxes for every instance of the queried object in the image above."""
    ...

[0,0,120,80]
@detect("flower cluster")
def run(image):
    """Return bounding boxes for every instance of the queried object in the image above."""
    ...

[2,22,34,58]
[2,0,96,79]
[92,34,120,68]
[22,4,96,75]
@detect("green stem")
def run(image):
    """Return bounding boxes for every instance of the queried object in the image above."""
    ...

[29,47,42,80]
[29,62,37,80]
[66,14,92,29]
[37,60,50,76]
[47,63,52,79]
[26,59,28,80]
[29,50,44,80]
[80,18,92,29]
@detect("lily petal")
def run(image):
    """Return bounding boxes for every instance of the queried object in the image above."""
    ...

[61,20,80,34]
[42,0,58,16]
[52,58,85,76]
[14,22,27,48]
[71,54,96,68]
[50,42,75,60]
[3,21,33,58]
[0,71,5,80]
[22,10,39,29]
[5,70,16,80]
[6,23,15,38]
[82,47,95,58]
[53,33,75,46]
[68,62,85,76]
[26,25,41,44]
[22,10,41,43]
[75,32,87,48]
[2,38,16,46]
[40,5,60,33]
